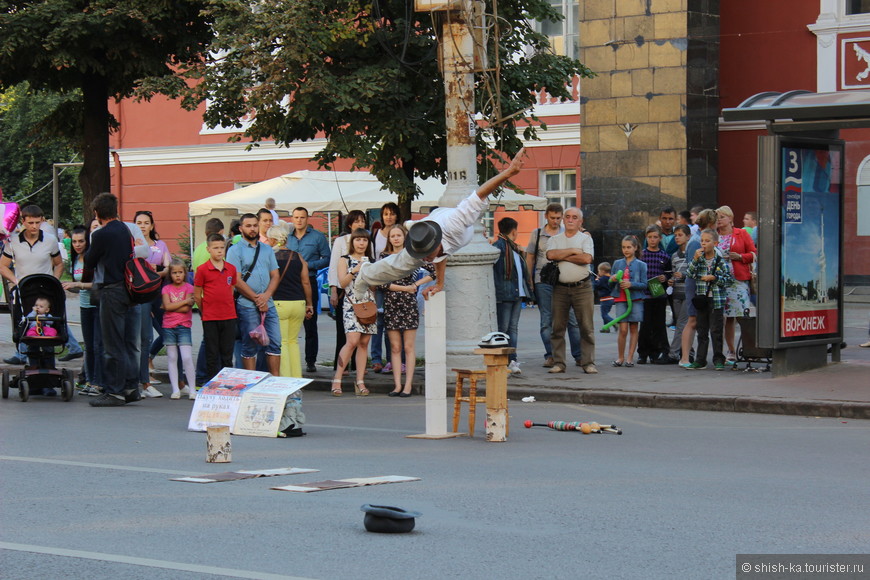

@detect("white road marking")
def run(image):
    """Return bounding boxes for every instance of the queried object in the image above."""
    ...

[0,455,187,475]
[0,541,315,580]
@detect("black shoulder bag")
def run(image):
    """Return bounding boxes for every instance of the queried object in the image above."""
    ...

[234,242,262,303]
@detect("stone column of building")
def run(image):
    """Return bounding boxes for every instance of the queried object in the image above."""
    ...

[578,0,719,264]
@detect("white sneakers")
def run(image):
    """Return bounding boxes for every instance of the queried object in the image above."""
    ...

[171,386,196,399]
[142,385,163,398]
[508,360,522,375]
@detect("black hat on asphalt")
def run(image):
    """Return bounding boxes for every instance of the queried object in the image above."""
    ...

[361,504,422,533]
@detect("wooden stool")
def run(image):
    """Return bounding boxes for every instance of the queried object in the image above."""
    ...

[451,369,487,437]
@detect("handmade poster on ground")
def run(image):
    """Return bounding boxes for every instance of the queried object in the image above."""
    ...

[272,475,421,493]
[187,368,269,432]
[232,376,311,437]
[171,466,319,484]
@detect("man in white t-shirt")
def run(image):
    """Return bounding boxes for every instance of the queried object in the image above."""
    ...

[545,207,596,375]
[0,205,68,367]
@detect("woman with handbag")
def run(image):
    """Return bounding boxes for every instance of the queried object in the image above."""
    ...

[716,205,757,364]
[268,224,314,378]
[134,210,171,398]
[328,210,368,373]
[331,229,376,396]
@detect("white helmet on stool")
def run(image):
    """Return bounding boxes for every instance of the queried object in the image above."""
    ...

[478,332,510,348]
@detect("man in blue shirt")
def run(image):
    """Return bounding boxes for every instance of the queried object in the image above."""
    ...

[227,213,281,375]
[287,207,330,372]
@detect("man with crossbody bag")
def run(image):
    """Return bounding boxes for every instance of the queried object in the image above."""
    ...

[227,213,282,375]
[524,203,582,368]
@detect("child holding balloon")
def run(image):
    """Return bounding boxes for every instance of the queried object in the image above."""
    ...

[609,236,648,367]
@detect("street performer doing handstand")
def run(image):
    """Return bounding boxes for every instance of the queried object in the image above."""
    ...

[352,148,526,298]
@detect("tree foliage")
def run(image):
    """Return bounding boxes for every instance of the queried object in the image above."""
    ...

[195,0,593,214]
[0,0,214,221]
[0,83,83,224]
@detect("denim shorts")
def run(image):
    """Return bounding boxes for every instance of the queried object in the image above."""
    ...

[237,304,281,358]
[163,325,192,346]
[613,300,644,323]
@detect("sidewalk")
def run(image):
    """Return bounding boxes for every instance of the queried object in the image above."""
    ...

[4,294,869,419]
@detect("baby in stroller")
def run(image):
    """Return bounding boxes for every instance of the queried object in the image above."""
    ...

[1,274,76,401]
[25,296,59,338]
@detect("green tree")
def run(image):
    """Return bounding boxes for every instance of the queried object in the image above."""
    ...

[0,83,83,224]
[0,0,213,221]
[194,0,592,216]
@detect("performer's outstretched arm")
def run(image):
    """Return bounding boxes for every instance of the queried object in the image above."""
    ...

[475,148,526,200]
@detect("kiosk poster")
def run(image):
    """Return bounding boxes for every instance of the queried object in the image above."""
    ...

[187,368,270,432]
[779,143,842,341]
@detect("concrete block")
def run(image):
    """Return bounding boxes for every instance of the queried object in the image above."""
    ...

[627,123,658,150]
[599,124,628,152]
[581,46,616,74]
[617,150,650,177]
[611,71,633,97]
[659,175,687,197]
[580,19,614,47]
[584,75,612,99]
[616,96,650,123]
[631,68,654,95]
[655,12,686,39]
[616,0,648,17]
[623,15,655,40]
[585,98,617,125]
[657,121,687,149]
[653,394,736,412]
[653,66,686,94]
[649,94,684,122]
[649,149,683,175]
[581,390,656,408]
[650,0,687,13]
[648,41,685,67]
[615,43,649,70]
[584,0,615,21]
[839,403,870,419]
[581,125,599,152]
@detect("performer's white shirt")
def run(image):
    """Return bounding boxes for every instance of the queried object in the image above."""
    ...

[410,190,488,262]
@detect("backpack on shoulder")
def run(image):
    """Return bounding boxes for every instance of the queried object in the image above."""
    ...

[125,233,162,304]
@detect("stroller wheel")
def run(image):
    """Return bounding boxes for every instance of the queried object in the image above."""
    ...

[1,370,8,399]
[19,379,29,402]
[61,368,71,382]
[61,380,74,402]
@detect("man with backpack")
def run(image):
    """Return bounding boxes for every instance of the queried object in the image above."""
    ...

[84,193,146,407]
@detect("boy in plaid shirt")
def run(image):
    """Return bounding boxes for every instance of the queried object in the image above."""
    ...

[686,229,733,370]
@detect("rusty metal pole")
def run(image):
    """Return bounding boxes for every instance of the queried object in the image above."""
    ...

[439,5,498,371]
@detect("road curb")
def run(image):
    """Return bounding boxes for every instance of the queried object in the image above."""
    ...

[302,376,870,419]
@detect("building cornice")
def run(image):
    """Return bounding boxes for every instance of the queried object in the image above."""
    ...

[112,124,581,168]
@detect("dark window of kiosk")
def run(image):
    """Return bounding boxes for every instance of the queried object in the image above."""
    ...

[847,0,870,14]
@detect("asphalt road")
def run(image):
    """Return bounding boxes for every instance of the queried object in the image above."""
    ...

[2,394,868,579]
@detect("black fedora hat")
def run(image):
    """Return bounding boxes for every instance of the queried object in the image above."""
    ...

[361,504,422,533]
[405,221,442,259]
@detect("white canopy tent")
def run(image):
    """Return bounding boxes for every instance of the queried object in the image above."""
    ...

[188,169,547,246]
[188,169,547,216]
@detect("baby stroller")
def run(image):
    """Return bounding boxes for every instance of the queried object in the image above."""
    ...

[1,273,76,401]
